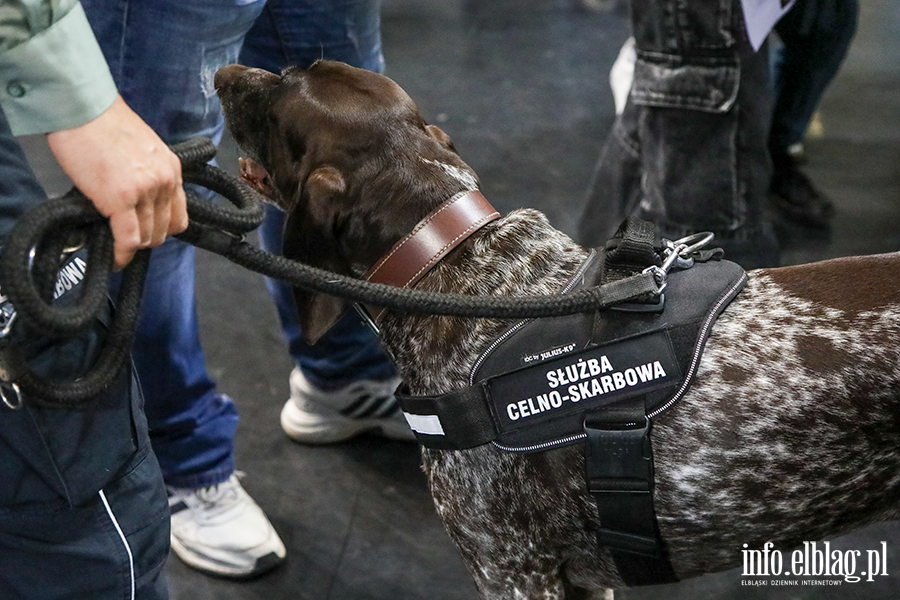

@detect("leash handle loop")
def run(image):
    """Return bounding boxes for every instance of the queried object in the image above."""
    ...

[0,138,257,408]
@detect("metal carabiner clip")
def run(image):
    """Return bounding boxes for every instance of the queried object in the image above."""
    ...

[0,307,16,339]
[643,242,688,295]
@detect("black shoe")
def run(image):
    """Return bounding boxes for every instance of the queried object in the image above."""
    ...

[769,158,834,229]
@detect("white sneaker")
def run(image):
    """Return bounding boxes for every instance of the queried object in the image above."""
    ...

[168,474,286,578]
[280,367,414,444]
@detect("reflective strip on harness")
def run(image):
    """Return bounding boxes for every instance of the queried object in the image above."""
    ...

[404,412,445,436]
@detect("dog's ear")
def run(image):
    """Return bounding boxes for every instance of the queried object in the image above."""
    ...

[283,165,350,345]
[291,285,346,346]
[425,124,458,153]
[305,165,347,223]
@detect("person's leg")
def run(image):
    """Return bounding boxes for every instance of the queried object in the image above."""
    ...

[631,0,774,256]
[578,88,643,247]
[0,391,171,600]
[81,0,258,492]
[240,0,412,443]
[767,0,859,228]
[0,107,170,600]
[239,0,385,73]
[770,0,859,152]
[581,0,778,268]
[81,0,285,578]
[132,238,238,488]
[578,36,642,247]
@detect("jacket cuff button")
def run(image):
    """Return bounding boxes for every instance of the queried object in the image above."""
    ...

[6,81,26,98]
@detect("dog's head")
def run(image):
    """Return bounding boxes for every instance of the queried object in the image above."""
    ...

[215,61,478,343]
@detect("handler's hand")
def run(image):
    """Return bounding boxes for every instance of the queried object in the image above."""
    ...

[46,95,188,268]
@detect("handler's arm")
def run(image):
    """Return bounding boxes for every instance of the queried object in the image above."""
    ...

[0,0,187,267]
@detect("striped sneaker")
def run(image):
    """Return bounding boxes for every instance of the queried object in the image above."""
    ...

[167,474,286,579]
[280,367,414,444]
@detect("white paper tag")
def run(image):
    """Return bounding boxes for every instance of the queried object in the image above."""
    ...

[740,0,797,51]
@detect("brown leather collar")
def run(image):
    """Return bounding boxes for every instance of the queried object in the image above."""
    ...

[362,190,500,323]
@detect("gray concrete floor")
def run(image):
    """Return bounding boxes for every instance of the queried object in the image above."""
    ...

[19,0,900,598]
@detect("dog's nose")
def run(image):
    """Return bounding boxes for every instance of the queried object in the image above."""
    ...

[214,64,249,90]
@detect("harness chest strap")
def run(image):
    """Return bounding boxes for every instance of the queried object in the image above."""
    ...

[584,400,678,585]
[362,189,500,323]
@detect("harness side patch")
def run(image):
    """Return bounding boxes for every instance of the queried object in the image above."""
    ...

[488,331,680,435]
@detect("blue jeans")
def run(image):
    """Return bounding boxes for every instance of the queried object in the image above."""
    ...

[579,0,778,268]
[769,0,859,154]
[83,0,394,489]
[240,0,386,77]
[241,0,395,392]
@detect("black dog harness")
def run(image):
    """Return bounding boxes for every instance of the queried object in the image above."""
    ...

[391,216,748,586]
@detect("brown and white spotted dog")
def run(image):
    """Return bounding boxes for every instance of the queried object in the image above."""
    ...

[215,60,900,599]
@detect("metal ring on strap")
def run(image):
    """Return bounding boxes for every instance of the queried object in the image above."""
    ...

[1,382,22,410]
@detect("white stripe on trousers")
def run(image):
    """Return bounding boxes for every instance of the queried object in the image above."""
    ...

[99,489,135,600]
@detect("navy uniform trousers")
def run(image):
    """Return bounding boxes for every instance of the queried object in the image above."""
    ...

[0,108,170,600]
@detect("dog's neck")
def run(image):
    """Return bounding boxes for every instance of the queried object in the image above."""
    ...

[419,157,479,190]
[376,207,590,397]
[361,190,500,323]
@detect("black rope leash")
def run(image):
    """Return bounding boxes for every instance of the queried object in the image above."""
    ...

[0,138,663,408]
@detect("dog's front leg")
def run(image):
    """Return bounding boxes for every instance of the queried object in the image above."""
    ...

[422,446,620,599]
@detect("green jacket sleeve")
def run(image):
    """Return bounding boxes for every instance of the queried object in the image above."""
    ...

[0,1,118,135]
